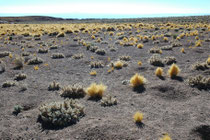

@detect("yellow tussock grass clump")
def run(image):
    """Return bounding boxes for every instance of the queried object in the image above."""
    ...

[181,48,185,53]
[168,64,180,78]
[138,61,142,66]
[155,67,163,77]
[130,73,146,87]
[137,43,144,49]
[195,40,202,47]
[207,57,210,65]
[133,112,143,123]
[34,65,39,70]
[160,134,172,140]
[90,70,97,76]
[114,61,123,69]
[86,83,106,98]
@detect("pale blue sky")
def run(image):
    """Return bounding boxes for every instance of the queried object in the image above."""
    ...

[0,0,209,18]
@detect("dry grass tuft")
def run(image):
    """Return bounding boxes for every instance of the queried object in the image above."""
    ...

[137,43,144,49]
[90,70,97,76]
[168,64,180,78]
[155,67,163,77]
[160,134,172,140]
[133,112,143,123]
[114,60,124,69]
[86,83,107,99]
[130,73,146,87]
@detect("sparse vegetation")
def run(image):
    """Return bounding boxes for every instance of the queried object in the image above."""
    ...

[38,48,48,53]
[149,47,162,54]
[90,61,104,68]
[96,49,106,55]
[130,73,146,87]
[28,57,43,65]
[119,55,131,61]
[13,56,24,69]
[187,75,210,89]
[149,54,164,66]
[163,56,176,65]
[113,60,124,69]
[38,99,84,126]
[133,112,143,123]
[0,16,209,139]
[14,73,27,81]
[51,53,65,59]
[60,84,86,98]
[101,95,117,106]
[90,70,97,76]
[86,83,106,99]
[168,64,180,78]
[48,81,60,91]
[0,51,10,58]
[155,67,163,77]
[72,53,84,59]
[192,62,209,70]
[2,80,16,88]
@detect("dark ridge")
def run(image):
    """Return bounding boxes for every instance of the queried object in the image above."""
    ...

[0,15,209,24]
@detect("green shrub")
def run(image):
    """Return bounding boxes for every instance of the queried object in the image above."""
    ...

[60,84,86,98]
[38,99,84,127]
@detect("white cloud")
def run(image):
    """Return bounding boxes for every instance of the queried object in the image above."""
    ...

[0,3,205,14]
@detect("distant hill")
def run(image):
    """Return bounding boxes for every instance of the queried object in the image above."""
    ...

[0,16,68,23]
[0,15,209,24]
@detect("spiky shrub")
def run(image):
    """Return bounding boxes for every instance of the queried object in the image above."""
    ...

[90,61,104,68]
[86,83,107,99]
[133,112,143,123]
[22,52,30,56]
[48,81,60,91]
[38,48,48,54]
[72,53,84,59]
[163,56,176,65]
[101,95,117,106]
[192,62,209,70]
[60,84,86,98]
[187,75,210,89]
[0,51,10,58]
[161,45,173,51]
[148,54,164,66]
[96,49,106,55]
[160,134,172,140]
[38,99,84,127]
[137,43,144,49]
[51,53,65,59]
[89,46,98,52]
[28,57,43,65]
[2,80,16,88]
[49,45,58,50]
[13,105,23,115]
[155,67,163,77]
[168,64,180,78]
[119,55,131,61]
[13,56,24,69]
[14,73,27,81]
[149,47,162,54]
[0,60,6,73]
[130,73,146,87]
